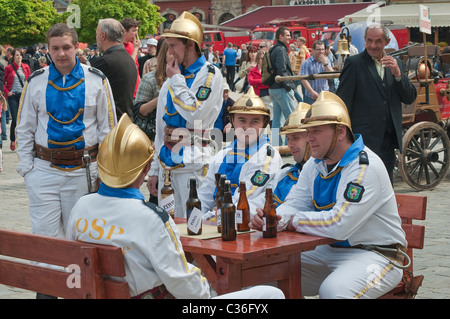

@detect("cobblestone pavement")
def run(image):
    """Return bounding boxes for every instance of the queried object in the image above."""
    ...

[1,117,449,299]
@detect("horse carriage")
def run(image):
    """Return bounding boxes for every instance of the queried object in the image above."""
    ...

[391,44,450,190]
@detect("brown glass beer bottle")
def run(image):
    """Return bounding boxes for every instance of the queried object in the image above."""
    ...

[186,178,202,235]
[160,168,175,218]
[216,175,226,233]
[263,188,277,238]
[236,181,250,232]
[221,181,236,241]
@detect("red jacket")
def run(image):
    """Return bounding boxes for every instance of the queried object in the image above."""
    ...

[3,62,31,96]
[247,65,269,96]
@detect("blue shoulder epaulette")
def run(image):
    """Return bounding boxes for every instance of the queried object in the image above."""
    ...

[281,163,294,169]
[359,150,369,165]
[26,69,44,83]
[207,63,216,74]
[142,200,169,223]
[88,67,106,80]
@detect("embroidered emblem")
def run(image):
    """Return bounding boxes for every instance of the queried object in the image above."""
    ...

[251,170,269,187]
[344,182,365,202]
[196,86,211,101]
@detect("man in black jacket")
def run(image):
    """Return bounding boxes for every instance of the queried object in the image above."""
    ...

[92,18,137,120]
[268,26,297,146]
[337,24,416,181]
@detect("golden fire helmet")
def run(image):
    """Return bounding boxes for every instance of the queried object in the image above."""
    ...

[163,11,203,50]
[300,91,352,132]
[280,102,311,135]
[98,114,155,188]
[228,86,271,117]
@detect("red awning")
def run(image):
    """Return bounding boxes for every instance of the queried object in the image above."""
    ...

[221,3,378,30]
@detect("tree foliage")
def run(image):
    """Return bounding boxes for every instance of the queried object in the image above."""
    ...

[65,0,165,44]
[0,0,60,47]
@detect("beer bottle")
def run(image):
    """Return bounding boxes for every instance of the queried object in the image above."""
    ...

[236,181,250,232]
[221,181,236,241]
[186,178,202,235]
[262,188,277,238]
[160,168,175,218]
[216,175,226,233]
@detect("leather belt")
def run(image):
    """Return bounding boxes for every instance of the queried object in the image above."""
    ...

[131,284,175,299]
[163,126,210,149]
[331,243,406,265]
[35,143,98,167]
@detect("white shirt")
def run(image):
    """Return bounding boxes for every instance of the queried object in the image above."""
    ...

[66,188,211,298]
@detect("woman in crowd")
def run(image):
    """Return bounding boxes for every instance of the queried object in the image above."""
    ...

[248,49,273,119]
[235,45,258,93]
[3,48,30,151]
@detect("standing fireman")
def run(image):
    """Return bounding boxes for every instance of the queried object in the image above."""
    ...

[16,23,116,242]
[147,12,223,218]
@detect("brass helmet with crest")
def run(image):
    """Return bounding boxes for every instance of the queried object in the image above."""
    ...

[97,114,155,188]
[280,102,311,135]
[228,86,271,118]
[163,11,203,50]
[300,91,352,134]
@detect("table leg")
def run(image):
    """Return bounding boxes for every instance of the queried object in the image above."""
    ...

[277,253,302,299]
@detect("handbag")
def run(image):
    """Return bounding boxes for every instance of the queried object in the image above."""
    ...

[234,76,246,92]
[133,102,156,140]
[0,91,6,111]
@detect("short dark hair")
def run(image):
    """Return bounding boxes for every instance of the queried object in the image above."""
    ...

[46,23,78,46]
[121,17,141,31]
[312,40,325,50]
[276,26,290,40]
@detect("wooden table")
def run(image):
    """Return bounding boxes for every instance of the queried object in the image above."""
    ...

[174,218,334,299]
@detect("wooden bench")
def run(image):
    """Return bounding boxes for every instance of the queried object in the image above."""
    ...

[379,194,426,299]
[0,229,130,299]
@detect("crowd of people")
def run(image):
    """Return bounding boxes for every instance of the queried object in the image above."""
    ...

[1,11,418,300]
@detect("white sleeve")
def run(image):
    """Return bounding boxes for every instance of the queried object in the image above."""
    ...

[167,67,223,124]
[235,146,283,217]
[148,218,211,299]
[16,81,38,177]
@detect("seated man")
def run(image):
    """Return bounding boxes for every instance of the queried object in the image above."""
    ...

[66,114,284,299]
[250,92,408,299]
[198,87,282,218]
[273,102,311,207]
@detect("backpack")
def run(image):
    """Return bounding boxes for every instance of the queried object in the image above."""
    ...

[261,47,276,86]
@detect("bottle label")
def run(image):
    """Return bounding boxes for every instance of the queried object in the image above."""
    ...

[160,194,175,215]
[236,209,243,224]
[187,207,202,234]
[262,217,266,231]
[216,208,221,226]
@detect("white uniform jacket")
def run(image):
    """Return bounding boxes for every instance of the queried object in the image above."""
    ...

[66,184,211,299]
[16,62,116,177]
[198,136,283,217]
[277,136,407,248]
[149,59,223,178]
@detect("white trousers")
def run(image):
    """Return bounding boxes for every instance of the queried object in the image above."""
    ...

[158,165,206,218]
[213,285,285,299]
[25,168,92,238]
[301,245,403,299]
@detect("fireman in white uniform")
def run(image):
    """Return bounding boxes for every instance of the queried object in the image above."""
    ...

[198,87,282,218]
[272,102,311,207]
[16,23,116,239]
[251,92,408,299]
[147,12,223,218]
[67,114,284,299]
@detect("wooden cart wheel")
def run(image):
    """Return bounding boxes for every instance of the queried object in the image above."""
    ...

[398,122,450,190]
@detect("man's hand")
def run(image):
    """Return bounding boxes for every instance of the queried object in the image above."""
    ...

[381,55,401,78]
[249,208,282,231]
[147,175,158,197]
[166,58,181,78]
[133,34,141,50]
